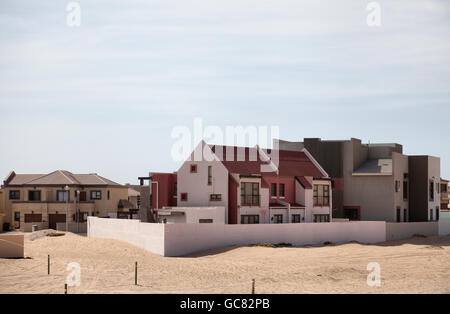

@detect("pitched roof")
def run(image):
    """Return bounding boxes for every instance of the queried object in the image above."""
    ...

[209,145,326,178]
[5,170,122,186]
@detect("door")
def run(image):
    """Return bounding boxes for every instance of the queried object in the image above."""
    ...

[48,214,66,230]
[14,212,20,229]
[79,191,87,202]
[344,207,360,221]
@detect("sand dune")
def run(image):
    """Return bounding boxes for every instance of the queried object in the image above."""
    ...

[1,232,449,294]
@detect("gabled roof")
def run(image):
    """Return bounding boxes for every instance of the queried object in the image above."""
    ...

[209,145,326,178]
[5,170,122,186]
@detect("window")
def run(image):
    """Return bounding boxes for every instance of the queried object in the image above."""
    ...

[107,190,110,200]
[404,209,408,222]
[91,191,102,200]
[56,190,69,202]
[28,190,41,201]
[436,183,440,194]
[210,194,222,201]
[314,214,330,223]
[174,183,177,196]
[190,164,197,173]
[180,193,188,201]
[240,182,260,206]
[241,215,259,224]
[199,219,213,223]
[9,190,20,200]
[271,183,277,197]
[403,181,408,200]
[292,214,301,223]
[24,214,42,223]
[279,184,285,198]
[14,212,20,221]
[396,207,401,223]
[436,207,440,221]
[395,180,400,193]
[430,209,433,221]
[313,185,330,206]
[429,180,434,201]
[344,208,360,221]
[208,166,212,185]
[273,214,283,224]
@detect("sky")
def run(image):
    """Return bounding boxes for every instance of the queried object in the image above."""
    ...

[0,0,449,184]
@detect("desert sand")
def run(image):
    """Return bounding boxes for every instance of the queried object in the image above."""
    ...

[1,232,449,294]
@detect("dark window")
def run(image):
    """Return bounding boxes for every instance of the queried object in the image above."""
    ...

[314,214,330,223]
[396,207,401,223]
[208,166,212,185]
[180,193,188,201]
[403,181,408,200]
[9,190,20,200]
[404,209,408,222]
[279,184,285,198]
[210,194,222,201]
[436,183,440,194]
[240,182,260,206]
[271,183,277,197]
[292,214,301,223]
[174,183,177,196]
[56,190,69,202]
[241,215,259,224]
[429,181,434,201]
[273,214,283,224]
[395,180,400,192]
[24,214,42,223]
[107,190,110,200]
[28,190,41,201]
[313,185,330,206]
[199,219,213,223]
[14,212,20,221]
[430,209,433,221]
[190,164,197,173]
[344,208,359,221]
[436,207,440,221]
[91,191,102,200]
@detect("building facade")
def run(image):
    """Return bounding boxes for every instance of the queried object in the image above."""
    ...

[441,178,449,211]
[2,170,130,231]
[276,138,441,223]
[149,141,332,224]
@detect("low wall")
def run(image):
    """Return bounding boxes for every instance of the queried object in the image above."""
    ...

[164,222,386,256]
[87,217,165,256]
[88,218,386,256]
[386,222,439,241]
[439,220,450,236]
[440,212,450,220]
[0,234,24,258]
[56,222,87,233]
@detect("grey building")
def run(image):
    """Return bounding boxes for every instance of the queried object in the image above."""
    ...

[276,138,440,222]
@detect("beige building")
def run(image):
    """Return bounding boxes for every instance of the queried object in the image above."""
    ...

[2,170,129,232]
[0,189,5,230]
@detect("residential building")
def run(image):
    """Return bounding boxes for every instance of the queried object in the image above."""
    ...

[149,141,332,224]
[441,178,449,211]
[276,138,441,222]
[2,170,129,232]
[0,189,4,230]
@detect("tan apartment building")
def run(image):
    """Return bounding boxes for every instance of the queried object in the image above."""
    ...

[442,178,449,211]
[0,189,5,230]
[2,170,130,232]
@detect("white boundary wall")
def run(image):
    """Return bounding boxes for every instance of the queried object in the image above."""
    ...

[87,217,165,255]
[88,217,386,256]
[439,220,450,236]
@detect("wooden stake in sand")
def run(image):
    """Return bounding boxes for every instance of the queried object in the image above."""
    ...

[65,284,67,295]
[252,279,255,294]
[48,255,50,275]
[135,262,138,286]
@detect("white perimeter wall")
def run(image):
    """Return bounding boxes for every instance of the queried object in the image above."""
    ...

[87,217,165,256]
[439,220,450,235]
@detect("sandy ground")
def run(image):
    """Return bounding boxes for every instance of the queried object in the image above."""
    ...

[1,232,450,294]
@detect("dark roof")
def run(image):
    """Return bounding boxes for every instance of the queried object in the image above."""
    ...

[118,199,135,209]
[209,145,325,178]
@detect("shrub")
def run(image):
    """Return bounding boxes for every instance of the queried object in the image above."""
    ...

[46,232,65,237]
[252,243,277,248]
[323,241,334,246]
[413,234,427,238]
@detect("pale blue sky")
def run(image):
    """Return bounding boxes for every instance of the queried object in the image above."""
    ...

[0,0,449,184]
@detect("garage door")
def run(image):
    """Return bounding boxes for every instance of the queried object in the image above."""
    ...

[48,214,66,230]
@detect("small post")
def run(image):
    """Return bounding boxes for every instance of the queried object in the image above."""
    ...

[65,284,68,295]
[252,279,255,294]
[48,255,50,275]
[135,262,138,286]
